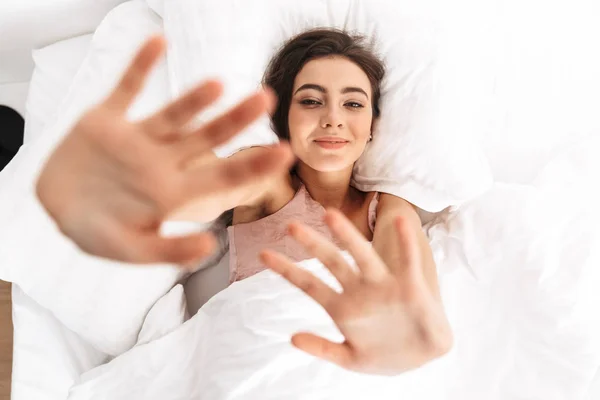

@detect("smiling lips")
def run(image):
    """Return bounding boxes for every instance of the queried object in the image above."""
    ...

[313,136,349,149]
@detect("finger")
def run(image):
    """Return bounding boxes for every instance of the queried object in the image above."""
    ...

[291,333,354,370]
[287,221,358,289]
[177,143,294,204]
[104,36,166,112]
[121,229,217,267]
[260,250,339,309]
[324,209,388,281]
[176,90,273,164]
[394,215,422,278]
[262,86,278,114]
[140,80,223,140]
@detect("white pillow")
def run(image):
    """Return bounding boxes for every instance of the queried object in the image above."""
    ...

[11,284,108,400]
[24,34,93,144]
[164,0,492,212]
[0,0,182,356]
[439,1,600,185]
[136,284,187,346]
[144,0,163,18]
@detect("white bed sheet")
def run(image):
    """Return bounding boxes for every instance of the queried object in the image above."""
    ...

[65,136,600,399]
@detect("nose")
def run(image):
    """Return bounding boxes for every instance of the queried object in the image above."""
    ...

[320,106,344,129]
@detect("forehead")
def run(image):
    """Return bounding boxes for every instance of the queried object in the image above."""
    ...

[293,56,372,95]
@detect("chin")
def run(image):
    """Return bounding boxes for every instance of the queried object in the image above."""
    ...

[305,154,356,172]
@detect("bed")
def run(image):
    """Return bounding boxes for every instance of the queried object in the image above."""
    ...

[0,2,116,398]
[1,0,600,399]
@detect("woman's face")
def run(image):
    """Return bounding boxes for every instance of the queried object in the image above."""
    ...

[288,56,373,172]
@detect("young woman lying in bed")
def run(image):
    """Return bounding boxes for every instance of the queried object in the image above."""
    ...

[36,29,452,376]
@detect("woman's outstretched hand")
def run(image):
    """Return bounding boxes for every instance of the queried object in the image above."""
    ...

[36,36,293,266]
[260,209,453,376]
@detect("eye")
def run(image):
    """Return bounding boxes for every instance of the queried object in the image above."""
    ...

[300,99,322,106]
[345,101,364,109]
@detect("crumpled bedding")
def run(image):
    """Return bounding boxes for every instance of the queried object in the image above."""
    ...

[66,135,600,399]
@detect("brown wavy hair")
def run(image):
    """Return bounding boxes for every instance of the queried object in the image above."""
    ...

[263,28,385,141]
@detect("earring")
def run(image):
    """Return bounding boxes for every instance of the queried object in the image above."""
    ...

[368,134,373,142]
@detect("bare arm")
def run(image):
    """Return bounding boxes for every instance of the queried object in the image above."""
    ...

[167,146,287,223]
[371,194,441,302]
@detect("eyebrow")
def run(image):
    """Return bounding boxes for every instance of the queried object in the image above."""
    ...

[294,83,369,98]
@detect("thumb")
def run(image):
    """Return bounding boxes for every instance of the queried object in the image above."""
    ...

[291,333,354,369]
[122,229,217,267]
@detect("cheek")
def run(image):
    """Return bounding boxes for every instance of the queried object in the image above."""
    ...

[348,112,373,140]
[288,106,317,143]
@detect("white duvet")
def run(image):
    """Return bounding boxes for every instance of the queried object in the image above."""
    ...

[66,135,600,399]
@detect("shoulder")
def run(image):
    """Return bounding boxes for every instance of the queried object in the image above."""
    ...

[230,168,296,225]
[229,147,289,206]
[375,193,419,219]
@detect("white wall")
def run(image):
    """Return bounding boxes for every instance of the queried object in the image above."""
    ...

[0,0,126,51]
[0,0,126,117]
[0,82,30,117]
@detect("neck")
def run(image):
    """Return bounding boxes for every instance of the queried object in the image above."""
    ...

[296,162,357,210]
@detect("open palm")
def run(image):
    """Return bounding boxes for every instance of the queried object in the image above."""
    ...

[260,209,453,375]
[36,37,293,265]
